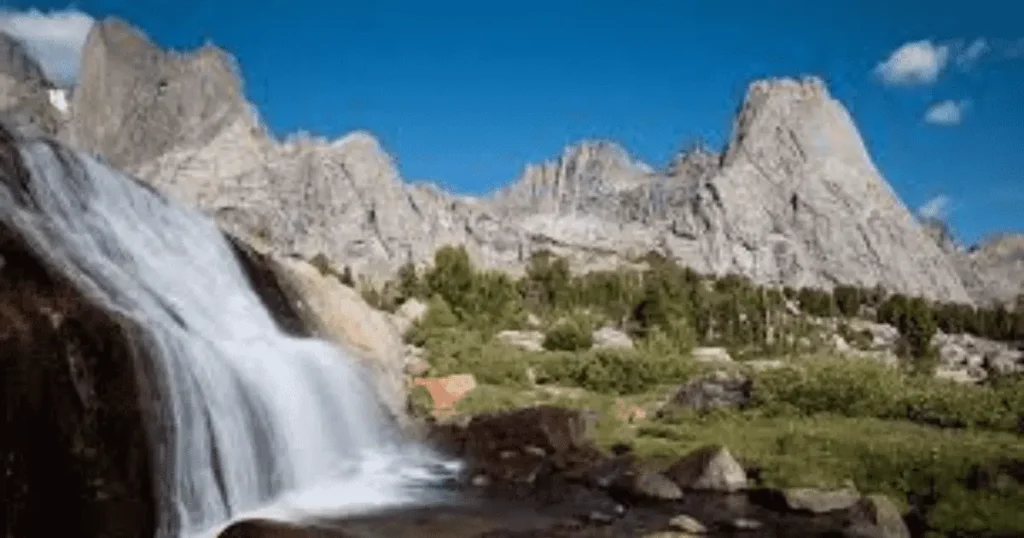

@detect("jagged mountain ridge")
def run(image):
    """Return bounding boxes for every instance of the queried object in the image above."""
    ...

[10,17,1019,304]
[960,235,1024,306]
[923,218,1024,307]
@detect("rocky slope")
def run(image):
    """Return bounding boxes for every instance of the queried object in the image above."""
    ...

[37,18,1005,303]
[0,32,66,136]
[922,219,1024,306]
[960,235,1024,307]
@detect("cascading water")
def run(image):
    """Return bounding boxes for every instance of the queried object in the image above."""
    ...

[0,134,458,537]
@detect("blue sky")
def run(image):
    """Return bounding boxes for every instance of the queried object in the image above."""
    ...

[1,0,1021,244]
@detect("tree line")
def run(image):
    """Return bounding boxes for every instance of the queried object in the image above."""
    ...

[354,245,1024,361]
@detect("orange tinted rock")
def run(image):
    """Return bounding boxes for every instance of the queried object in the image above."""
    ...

[413,374,478,411]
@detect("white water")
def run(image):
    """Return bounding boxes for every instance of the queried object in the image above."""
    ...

[0,137,459,537]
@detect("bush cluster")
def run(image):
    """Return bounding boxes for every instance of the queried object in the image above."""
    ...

[749,358,1024,432]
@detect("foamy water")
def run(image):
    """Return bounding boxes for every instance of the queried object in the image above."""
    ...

[0,136,459,538]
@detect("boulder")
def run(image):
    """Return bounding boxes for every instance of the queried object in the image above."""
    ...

[664,445,748,493]
[783,487,861,514]
[265,255,409,424]
[850,494,911,538]
[592,326,634,350]
[934,367,983,385]
[497,329,545,352]
[463,406,596,461]
[613,468,683,501]
[667,514,708,534]
[659,370,752,415]
[690,347,733,364]
[986,348,1023,376]
[832,334,851,353]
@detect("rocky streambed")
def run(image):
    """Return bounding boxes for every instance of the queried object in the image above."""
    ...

[221,406,910,538]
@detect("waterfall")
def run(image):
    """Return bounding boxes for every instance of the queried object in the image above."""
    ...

[0,134,457,537]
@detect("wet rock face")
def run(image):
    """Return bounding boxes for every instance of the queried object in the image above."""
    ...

[462,406,596,460]
[1,123,155,537]
[227,234,310,337]
[0,223,155,537]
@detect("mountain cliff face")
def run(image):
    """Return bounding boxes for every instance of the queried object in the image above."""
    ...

[489,78,971,302]
[52,18,1007,303]
[0,33,64,136]
[941,235,1024,308]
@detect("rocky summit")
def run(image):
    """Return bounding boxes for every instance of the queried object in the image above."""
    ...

[0,17,1019,305]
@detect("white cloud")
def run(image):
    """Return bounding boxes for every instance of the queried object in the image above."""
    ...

[918,195,950,220]
[874,40,949,85]
[924,99,969,126]
[0,8,94,87]
[955,38,989,68]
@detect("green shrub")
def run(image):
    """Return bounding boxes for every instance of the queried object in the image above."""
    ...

[411,326,537,387]
[534,348,703,395]
[407,384,434,418]
[748,357,1021,432]
[542,320,594,351]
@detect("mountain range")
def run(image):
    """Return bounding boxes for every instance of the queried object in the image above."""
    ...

[1,17,1020,306]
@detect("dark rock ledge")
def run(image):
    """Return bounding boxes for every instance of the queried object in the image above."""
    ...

[1,124,156,537]
[222,406,911,538]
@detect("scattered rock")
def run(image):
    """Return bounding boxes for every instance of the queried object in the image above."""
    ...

[744,359,787,371]
[934,367,982,385]
[664,445,748,493]
[851,494,911,538]
[783,487,861,513]
[832,334,851,353]
[728,517,762,530]
[660,370,751,414]
[986,349,1023,376]
[848,319,901,349]
[691,347,733,364]
[592,326,634,349]
[667,514,707,534]
[496,329,545,352]
[526,313,542,327]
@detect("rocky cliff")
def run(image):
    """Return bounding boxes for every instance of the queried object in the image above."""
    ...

[960,235,1024,307]
[0,32,65,136]
[952,238,1023,308]
[52,18,1007,303]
